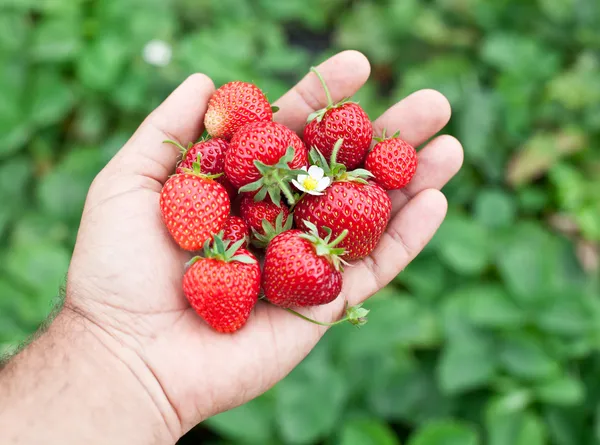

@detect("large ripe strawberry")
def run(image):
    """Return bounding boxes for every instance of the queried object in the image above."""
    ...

[159,172,230,251]
[225,121,308,205]
[239,194,290,237]
[204,81,274,141]
[166,137,237,198]
[183,237,260,333]
[303,68,373,170]
[262,223,346,307]
[364,131,418,190]
[221,215,249,248]
[293,140,391,261]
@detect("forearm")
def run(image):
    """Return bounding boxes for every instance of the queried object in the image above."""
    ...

[0,309,176,445]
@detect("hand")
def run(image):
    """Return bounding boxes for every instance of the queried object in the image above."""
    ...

[66,50,463,441]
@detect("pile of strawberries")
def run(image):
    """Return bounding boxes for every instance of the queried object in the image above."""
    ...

[159,69,418,333]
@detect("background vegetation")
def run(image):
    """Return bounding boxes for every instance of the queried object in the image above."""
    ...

[1,0,600,443]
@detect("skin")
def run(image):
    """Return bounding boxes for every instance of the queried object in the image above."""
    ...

[0,51,463,444]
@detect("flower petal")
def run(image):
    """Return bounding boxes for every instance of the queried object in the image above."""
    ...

[291,179,307,193]
[296,174,309,183]
[307,165,324,181]
[317,176,331,191]
[305,190,324,196]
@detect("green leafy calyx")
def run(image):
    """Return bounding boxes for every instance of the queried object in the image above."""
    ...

[187,234,256,266]
[309,138,373,185]
[298,220,348,271]
[252,211,293,248]
[238,145,306,206]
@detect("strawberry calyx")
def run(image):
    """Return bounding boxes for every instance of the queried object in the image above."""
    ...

[284,302,370,328]
[309,138,373,185]
[306,67,357,124]
[252,211,293,248]
[238,145,307,206]
[298,220,348,272]
[187,235,256,267]
[372,128,401,143]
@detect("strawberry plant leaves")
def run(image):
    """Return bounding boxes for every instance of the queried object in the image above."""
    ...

[338,418,400,445]
[438,334,498,395]
[204,393,277,444]
[486,407,546,445]
[407,420,479,445]
[275,345,347,444]
[433,214,491,276]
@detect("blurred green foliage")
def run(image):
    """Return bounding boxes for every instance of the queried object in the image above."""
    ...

[1,0,600,443]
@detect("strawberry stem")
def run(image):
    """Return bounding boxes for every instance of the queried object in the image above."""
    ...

[273,170,297,206]
[284,302,369,328]
[310,67,333,107]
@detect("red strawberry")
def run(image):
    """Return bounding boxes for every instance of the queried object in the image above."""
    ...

[159,173,230,251]
[293,140,391,261]
[239,194,290,237]
[221,216,249,248]
[303,68,373,170]
[183,237,260,333]
[225,121,308,205]
[262,224,347,307]
[204,81,274,141]
[166,138,237,198]
[365,131,418,190]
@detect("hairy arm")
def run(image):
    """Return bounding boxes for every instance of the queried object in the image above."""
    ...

[0,309,175,445]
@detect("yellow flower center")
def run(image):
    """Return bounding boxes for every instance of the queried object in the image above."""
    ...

[303,177,319,191]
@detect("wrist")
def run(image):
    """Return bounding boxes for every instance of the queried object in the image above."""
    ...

[0,306,179,445]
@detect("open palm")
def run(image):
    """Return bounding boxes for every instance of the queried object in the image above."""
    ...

[65,51,463,441]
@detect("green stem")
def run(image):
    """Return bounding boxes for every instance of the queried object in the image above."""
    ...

[284,307,348,327]
[289,192,306,212]
[163,139,187,154]
[310,67,333,107]
[273,171,296,206]
[330,138,344,166]
[329,229,348,247]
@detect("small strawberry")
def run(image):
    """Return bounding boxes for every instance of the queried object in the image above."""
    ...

[364,130,418,190]
[239,194,291,237]
[183,237,260,333]
[303,68,373,170]
[293,140,391,261]
[262,222,347,307]
[204,81,275,140]
[166,137,237,198]
[159,168,230,251]
[226,121,308,205]
[221,215,250,248]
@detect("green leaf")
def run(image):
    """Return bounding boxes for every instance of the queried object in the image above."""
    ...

[535,375,585,406]
[275,350,347,444]
[36,147,103,223]
[486,408,547,445]
[30,16,82,62]
[433,215,491,275]
[335,290,439,358]
[408,420,479,445]
[496,223,560,301]
[499,334,560,380]
[27,71,76,126]
[77,36,130,91]
[338,418,400,445]
[395,253,448,299]
[204,394,276,443]
[545,407,586,445]
[4,240,69,301]
[473,189,516,229]
[465,285,525,329]
[438,335,498,394]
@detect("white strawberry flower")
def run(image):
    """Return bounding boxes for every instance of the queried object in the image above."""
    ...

[143,40,172,67]
[291,165,331,196]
